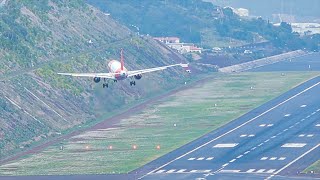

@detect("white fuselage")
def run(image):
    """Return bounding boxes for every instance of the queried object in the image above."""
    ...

[107,60,128,80]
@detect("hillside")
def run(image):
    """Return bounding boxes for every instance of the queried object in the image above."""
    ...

[0,0,190,158]
[87,0,319,51]
[86,0,253,48]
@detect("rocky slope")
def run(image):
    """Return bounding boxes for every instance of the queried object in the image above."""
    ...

[0,0,189,158]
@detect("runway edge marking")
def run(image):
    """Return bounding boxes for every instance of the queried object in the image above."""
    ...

[139,81,320,179]
[265,144,320,180]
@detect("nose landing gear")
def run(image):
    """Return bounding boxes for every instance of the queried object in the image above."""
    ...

[130,81,136,86]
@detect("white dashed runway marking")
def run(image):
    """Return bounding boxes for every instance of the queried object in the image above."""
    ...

[220,169,240,173]
[188,157,214,161]
[156,170,166,173]
[177,169,186,173]
[256,169,266,173]
[259,124,273,127]
[300,105,307,108]
[237,155,243,159]
[266,169,277,173]
[206,157,214,160]
[260,157,286,161]
[166,169,176,173]
[240,134,255,137]
[284,114,291,117]
[299,134,314,137]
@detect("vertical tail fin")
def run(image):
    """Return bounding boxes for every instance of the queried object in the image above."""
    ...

[120,49,124,70]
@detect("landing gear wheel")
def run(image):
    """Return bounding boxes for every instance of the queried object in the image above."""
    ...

[130,81,136,86]
[103,83,109,88]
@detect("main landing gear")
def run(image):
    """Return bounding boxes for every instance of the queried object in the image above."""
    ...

[130,81,136,86]
[103,78,109,88]
[102,83,108,88]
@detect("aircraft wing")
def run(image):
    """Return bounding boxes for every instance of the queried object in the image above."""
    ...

[57,73,117,79]
[127,63,189,77]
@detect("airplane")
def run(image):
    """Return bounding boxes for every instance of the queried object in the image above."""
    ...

[58,49,190,88]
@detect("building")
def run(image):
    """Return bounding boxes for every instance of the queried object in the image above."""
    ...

[224,6,249,17]
[154,37,202,54]
[153,37,180,44]
[167,43,202,54]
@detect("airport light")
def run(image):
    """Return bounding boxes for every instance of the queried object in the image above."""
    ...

[108,145,113,150]
[85,145,90,150]
[132,145,137,150]
[156,145,161,150]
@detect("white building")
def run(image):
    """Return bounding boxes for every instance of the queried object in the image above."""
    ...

[224,7,249,17]
[167,43,202,54]
[153,37,180,44]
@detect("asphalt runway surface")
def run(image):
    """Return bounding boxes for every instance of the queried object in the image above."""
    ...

[136,76,320,180]
[134,53,320,180]
[251,52,320,72]
[1,52,320,180]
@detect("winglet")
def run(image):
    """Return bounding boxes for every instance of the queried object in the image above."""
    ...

[120,49,124,70]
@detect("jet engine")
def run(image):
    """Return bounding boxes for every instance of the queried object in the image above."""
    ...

[93,77,101,83]
[134,74,142,80]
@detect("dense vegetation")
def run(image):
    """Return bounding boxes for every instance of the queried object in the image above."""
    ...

[87,0,319,51]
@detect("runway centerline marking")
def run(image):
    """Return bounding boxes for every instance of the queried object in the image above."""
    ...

[139,81,320,179]
[300,105,307,108]
[266,144,320,180]
[206,157,214,160]
[237,155,243,159]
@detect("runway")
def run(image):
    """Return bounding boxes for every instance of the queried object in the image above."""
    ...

[136,75,320,179]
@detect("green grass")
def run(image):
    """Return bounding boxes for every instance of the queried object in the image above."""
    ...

[303,159,320,174]
[0,72,319,175]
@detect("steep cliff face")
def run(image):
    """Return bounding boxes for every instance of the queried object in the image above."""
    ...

[0,0,189,157]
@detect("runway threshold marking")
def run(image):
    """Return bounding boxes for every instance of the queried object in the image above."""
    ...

[177,169,186,173]
[281,143,306,148]
[266,144,320,180]
[213,143,238,148]
[139,81,320,179]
